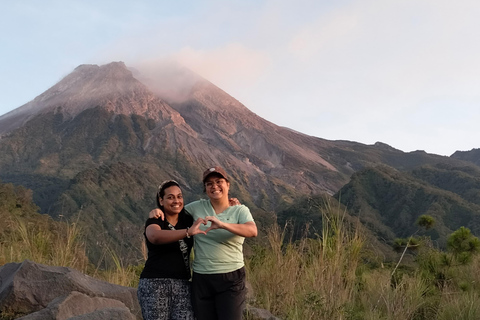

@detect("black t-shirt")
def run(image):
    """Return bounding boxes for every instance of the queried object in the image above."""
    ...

[140,210,194,279]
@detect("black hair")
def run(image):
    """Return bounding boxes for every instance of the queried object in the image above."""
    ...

[156,180,180,208]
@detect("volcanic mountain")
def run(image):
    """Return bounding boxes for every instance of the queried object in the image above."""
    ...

[0,61,477,262]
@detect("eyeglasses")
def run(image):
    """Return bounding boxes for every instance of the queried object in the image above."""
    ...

[204,179,226,188]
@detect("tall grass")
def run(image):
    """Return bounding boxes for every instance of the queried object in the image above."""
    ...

[355,269,433,320]
[3,197,480,320]
[246,199,364,319]
[0,214,142,288]
[92,248,143,288]
[246,200,480,320]
[0,215,89,272]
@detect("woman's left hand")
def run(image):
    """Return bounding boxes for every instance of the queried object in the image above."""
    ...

[204,216,225,232]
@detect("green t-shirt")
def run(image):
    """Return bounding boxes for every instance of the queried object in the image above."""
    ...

[185,199,255,274]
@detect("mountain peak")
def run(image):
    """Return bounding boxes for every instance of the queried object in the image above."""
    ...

[75,61,127,71]
[0,61,175,135]
[72,61,134,83]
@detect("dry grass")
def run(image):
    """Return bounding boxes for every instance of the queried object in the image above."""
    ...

[3,198,480,320]
[0,214,141,288]
[0,215,88,272]
[245,199,480,320]
[246,199,364,319]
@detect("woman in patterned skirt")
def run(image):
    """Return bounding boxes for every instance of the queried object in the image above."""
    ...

[137,180,206,320]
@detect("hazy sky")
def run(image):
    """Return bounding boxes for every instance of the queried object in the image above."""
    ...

[2,0,480,156]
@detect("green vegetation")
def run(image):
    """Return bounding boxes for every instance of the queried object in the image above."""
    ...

[0,181,88,270]
[3,180,480,319]
[0,180,142,287]
[336,165,480,249]
[246,199,363,319]
[246,200,480,320]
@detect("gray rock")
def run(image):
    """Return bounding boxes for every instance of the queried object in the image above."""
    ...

[0,260,141,319]
[0,260,281,320]
[17,291,135,320]
[67,307,137,320]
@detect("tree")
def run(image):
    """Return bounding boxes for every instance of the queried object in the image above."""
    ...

[447,226,480,264]
[417,214,435,230]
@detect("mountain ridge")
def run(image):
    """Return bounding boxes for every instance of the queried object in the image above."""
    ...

[1,61,477,198]
[2,61,480,263]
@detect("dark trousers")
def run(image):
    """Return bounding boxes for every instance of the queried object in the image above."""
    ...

[192,267,246,320]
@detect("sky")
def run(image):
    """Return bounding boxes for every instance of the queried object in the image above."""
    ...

[1,0,480,156]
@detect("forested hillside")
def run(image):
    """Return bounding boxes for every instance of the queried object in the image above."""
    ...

[335,165,480,250]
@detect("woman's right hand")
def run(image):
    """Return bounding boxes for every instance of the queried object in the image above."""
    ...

[149,208,165,220]
[189,218,208,236]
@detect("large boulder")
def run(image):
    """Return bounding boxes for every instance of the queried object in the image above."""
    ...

[0,260,141,319]
[17,291,135,320]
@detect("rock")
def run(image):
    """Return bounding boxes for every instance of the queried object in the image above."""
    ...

[0,260,281,320]
[67,307,137,320]
[17,291,135,320]
[0,260,141,319]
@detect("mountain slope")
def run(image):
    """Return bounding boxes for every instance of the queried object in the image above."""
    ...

[1,61,471,198]
[1,61,479,263]
[335,165,480,249]
[411,163,480,206]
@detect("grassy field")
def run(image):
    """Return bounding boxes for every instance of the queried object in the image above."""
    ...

[2,199,480,320]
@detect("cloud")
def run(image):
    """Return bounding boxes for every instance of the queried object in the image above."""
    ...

[174,44,271,92]
[126,43,270,104]
[288,10,359,61]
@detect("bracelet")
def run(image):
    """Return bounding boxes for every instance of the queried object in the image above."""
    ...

[185,227,190,238]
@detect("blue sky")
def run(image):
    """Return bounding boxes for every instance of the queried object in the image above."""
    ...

[1,0,480,156]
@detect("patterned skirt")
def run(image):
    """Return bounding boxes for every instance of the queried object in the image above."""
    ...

[137,278,195,320]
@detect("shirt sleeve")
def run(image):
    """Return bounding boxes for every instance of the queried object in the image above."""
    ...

[145,218,165,229]
[185,202,194,212]
[237,205,255,224]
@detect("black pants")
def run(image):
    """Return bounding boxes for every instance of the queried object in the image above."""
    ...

[192,267,246,320]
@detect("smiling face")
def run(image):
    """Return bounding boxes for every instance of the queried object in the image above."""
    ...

[204,174,230,201]
[159,185,184,216]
